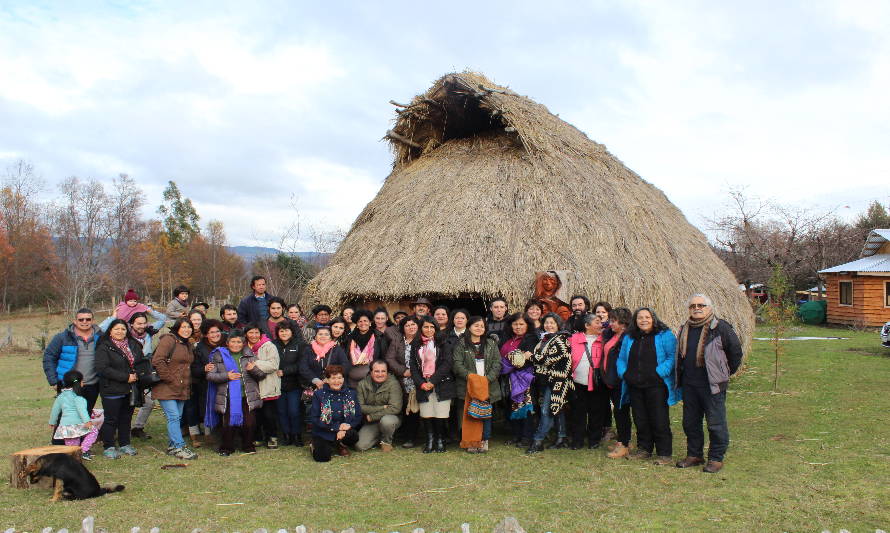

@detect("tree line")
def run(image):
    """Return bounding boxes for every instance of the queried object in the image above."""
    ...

[708,188,890,296]
[0,160,320,312]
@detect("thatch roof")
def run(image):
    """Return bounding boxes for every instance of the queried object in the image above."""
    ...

[304,71,754,345]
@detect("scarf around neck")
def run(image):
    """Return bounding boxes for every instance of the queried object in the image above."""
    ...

[311,340,335,361]
[111,338,134,367]
[349,331,375,365]
[419,335,436,378]
[250,334,271,353]
[679,311,715,368]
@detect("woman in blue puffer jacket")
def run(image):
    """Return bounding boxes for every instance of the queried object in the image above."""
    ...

[617,307,680,465]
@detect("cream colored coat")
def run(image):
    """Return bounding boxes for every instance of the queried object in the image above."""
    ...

[253,340,281,399]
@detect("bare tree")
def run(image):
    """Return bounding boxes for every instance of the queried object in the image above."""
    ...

[52,177,114,311]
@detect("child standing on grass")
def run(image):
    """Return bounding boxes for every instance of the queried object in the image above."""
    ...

[48,370,101,460]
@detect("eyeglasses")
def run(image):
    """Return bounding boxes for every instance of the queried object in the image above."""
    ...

[688,304,708,310]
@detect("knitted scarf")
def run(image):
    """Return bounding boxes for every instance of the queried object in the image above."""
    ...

[419,335,437,378]
[679,311,715,368]
[204,347,243,428]
[250,334,272,353]
[111,338,134,367]
[532,332,574,416]
[311,340,335,361]
[349,331,375,365]
[460,374,488,449]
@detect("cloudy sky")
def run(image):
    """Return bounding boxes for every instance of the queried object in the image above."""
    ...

[1,1,888,248]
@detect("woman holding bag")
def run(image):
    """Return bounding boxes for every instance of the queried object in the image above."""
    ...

[94,318,145,459]
[452,316,501,453]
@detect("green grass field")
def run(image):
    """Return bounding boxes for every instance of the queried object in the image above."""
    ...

[1,315,888,532]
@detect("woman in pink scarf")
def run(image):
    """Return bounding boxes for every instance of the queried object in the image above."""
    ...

[409,317,455,453]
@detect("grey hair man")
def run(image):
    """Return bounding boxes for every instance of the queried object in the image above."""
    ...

[675,293,743,474]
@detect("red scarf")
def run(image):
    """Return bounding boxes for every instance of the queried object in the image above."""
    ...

[250,334,271,353]
[311,340,335,361]
[112,338,134,367]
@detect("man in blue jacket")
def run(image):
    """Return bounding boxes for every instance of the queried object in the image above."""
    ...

[43,308,102,443]
[675,294,744,474]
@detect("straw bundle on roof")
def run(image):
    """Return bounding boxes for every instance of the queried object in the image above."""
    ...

[303,71,754,348]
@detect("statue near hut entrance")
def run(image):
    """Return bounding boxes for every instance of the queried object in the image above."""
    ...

[534,271,572,321]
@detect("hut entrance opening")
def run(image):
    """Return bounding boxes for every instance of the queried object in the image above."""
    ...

[430,294,487,317]
[438,91,505,142]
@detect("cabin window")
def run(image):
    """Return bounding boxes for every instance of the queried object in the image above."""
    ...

[885,281,890,307]
[839,281,853,306]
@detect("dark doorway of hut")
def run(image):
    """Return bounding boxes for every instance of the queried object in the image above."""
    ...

[431,294,487,317]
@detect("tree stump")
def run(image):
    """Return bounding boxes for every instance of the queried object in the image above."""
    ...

[9,445,82,489]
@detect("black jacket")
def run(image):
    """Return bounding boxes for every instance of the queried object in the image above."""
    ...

[499,332,539,371]
[276,337,307,392]
[409,339,455,402]
[298,344,351,386]
[94,337,145,397]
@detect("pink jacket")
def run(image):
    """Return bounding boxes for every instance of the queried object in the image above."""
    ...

[569,332,604,391]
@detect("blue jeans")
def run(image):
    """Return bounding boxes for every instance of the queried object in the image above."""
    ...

[533,385,566,442]
[482,414,492,440]
[159,399,186,449]
[277,390,303,436]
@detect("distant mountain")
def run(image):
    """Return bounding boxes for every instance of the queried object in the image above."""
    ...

[227,246,329,263]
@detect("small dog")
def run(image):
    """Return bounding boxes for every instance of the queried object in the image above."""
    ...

[26,453,125,501]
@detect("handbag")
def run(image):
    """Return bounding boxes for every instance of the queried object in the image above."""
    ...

[128,383,145,408]
[467,399,493,419]
[133,358,161,388]
[585,342,605,389]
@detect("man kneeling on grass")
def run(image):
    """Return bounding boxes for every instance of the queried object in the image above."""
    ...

[356,360,403,452]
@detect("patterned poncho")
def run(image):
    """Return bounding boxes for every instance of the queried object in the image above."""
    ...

[532,332,574,415]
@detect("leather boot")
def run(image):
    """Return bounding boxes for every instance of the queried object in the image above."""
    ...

[525,440,544,455]
[434,419,447,453]
[547,437,568,449]
[292,434,304,447]
[281,434,292,446]
[422,419,435,454]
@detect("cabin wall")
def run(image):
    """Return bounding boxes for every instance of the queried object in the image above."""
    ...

[824,273,890,326]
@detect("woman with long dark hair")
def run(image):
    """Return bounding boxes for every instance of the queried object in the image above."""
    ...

[410,316,454,453]
[452,316,501,453]
[274,320,307,446]
[152,318,197,460]
[385,316,421,448]
[500,313,539,448]
[188,319,224,448]
[526,313,572,454]
[617,307,679,465]
[94,318,145,459]
[604,307,633,459]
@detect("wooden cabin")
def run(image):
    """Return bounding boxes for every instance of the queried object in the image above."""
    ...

[819,229,890,326]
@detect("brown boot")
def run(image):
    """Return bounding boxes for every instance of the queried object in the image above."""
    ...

[337,443,351,457]
[190,435,203,449]
[607,443,629,459]
[380,442,393,452]
[703,460,723,473]
[676,456,705,468]
[628,449,651,460]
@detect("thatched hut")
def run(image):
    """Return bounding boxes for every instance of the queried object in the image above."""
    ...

[303,71,754,344]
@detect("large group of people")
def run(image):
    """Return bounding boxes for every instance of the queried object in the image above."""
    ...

[43,277,743,472]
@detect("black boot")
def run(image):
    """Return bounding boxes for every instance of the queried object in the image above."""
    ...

[547,437,568,449]
[292,434,304,447]
[525,440,544,455]
[281,434,292,446]
[434,419,447,453]
[422,419,435,454]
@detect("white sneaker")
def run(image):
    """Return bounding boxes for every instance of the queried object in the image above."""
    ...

[171,447,198,460]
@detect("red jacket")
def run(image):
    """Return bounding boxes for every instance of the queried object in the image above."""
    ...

[569,332,603,391]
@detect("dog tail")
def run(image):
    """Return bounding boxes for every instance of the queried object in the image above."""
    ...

[101,484,125,494]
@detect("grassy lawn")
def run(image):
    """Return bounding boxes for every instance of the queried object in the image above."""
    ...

[0,317,888,532]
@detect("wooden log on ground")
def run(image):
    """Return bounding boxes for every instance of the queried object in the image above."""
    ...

[9,445,82,489]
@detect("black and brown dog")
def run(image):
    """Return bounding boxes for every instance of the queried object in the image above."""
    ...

[26,453,125,501]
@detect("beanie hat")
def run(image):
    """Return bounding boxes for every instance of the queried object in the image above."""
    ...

[124,289,140,302]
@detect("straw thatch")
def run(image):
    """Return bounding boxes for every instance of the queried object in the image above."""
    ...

[303,71,754,347]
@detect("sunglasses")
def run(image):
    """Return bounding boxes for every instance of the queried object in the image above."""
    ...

[688,304,708,310]
[75,317,93,322]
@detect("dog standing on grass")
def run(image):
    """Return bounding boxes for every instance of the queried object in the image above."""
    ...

[25,453,125,501]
